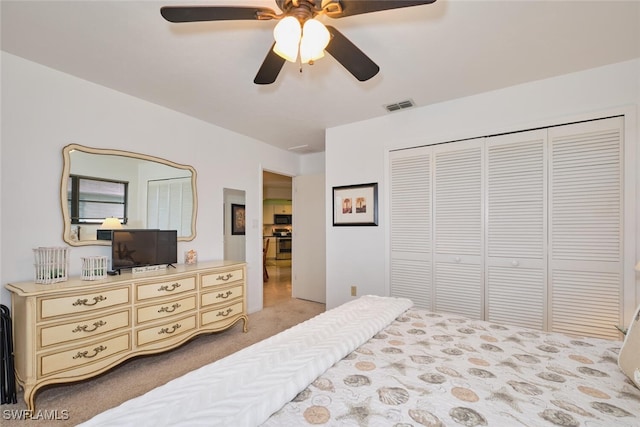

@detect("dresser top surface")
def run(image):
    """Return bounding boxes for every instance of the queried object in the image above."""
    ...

[6,260,246,296]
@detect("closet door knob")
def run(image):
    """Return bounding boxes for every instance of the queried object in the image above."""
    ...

[454,257,462,263]
[511,260,520,267]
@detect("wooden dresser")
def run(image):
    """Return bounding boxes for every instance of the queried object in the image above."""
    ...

[5,260,247,411]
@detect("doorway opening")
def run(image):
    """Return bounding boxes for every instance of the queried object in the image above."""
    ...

[262,171,292,307]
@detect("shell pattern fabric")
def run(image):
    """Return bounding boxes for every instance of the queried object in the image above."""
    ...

[264,308,640,426]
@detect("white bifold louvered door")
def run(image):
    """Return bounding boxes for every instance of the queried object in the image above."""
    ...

[147,177,193,236]
[485,130,547,329]
[549,117,624,339]
[389,116,625,337]
[433,140,484,319]
[389,147,432,309]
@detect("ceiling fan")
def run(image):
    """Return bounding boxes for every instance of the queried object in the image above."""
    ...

[160,0,436,85]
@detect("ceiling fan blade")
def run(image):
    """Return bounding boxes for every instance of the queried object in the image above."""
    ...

[324,26,379,82]
[327,0,436,18]
[160,6,275,23]
[254,43,286,85]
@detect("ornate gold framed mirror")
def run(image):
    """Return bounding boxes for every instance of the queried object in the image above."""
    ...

[61,144,197,246]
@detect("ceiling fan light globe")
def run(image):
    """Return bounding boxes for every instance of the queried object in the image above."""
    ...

[300,19,330,63]
[300,46,325,64]
[273,16,302,62]
[273,41,299,62]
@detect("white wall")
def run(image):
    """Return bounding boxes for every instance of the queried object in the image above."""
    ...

[300,152,325,175]
[325,59,640,320]
[0,52,301,313]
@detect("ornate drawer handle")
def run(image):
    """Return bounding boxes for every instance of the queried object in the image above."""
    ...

[217,308,233,317]
[72,320,107,333]
[73,295,107,307]
[158,303,181,313]
[159,324,181,335]
[73,345,107,359]
[216,273,233,282]
[217,290,233,299]
[158,283,181,292]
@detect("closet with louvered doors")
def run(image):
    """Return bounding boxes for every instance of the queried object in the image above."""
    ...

[389,146,432,309]
[548,117,624,339]
[389,116,625,338]
[432,139,484,319]
[485,129,547,330]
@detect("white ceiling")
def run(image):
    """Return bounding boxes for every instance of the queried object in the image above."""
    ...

[2,1,639,154]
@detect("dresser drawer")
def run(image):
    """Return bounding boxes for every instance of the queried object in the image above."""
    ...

[136,314,197,347]
[136,295,196,324]
[201,284,244,307]
[200,300,244,327]
[136,276,196,301]
[39,333,131,377]
[39,309,131,349]
[40,287,130,320]
[201,268,244,289]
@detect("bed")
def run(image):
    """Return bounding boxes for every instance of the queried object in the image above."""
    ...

[80,295,640,427]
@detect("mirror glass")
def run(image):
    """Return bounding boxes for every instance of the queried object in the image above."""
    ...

[61,144,197,246]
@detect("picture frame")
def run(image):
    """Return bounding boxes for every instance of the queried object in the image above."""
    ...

[332,183,378,226]
[231,204,246,235]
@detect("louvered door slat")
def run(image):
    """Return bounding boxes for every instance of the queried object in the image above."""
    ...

[551,270,621,339]
[485,130,547,329]
[433,140,483,318]
[434,143,483,255]
[549,117,623,339]
[391,259,431,309]
[551,121,622,261]
[435,263,482,319]
[390,152,431,254]
[389,147,432,307]
[487,266,545,329]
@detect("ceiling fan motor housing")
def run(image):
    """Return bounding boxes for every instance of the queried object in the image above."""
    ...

[277,0,319,23]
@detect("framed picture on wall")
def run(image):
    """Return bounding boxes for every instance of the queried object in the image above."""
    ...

[332,183,378,226]
[231,204,246,235]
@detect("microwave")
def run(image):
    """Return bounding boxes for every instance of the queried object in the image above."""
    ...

[274,214,292,225]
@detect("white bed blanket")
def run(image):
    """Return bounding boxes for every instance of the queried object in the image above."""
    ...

[80,295,413,427]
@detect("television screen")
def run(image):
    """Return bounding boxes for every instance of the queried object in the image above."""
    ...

[111,229,177,271]
[157,230,178,265]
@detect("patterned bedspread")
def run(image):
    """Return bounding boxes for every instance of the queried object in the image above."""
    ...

[264,308,640,426]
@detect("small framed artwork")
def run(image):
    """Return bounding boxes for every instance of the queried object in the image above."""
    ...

[231,204,246,235]
[333,183,378,226]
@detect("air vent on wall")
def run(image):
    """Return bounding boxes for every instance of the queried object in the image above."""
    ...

[288,144,315,154]
[384,99,415,113]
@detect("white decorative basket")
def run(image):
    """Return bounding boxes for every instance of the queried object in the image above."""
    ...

[81,256,108,281]
[33,247,70,284]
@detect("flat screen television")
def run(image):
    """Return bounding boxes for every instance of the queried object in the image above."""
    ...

[110,229,177,273]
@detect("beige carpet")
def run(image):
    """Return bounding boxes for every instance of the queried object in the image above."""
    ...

[2,298,325,426]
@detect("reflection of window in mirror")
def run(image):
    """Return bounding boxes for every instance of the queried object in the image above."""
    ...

[67,175,128,224]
